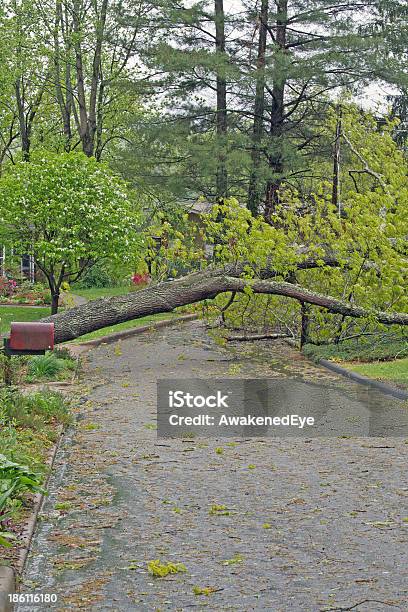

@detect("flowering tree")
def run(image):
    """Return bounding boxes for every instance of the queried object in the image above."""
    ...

[0,152,142,313]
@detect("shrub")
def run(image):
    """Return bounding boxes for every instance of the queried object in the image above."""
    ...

[27,351,76,381]
[0,388,71,430]
[0,277,17,297]
[0,454,45,547]
[27,354,64,379]
[75,260,116,288]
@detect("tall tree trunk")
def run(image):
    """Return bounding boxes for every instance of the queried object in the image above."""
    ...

[73,0,108,157]
[73,6,92,158]
[264,0,287,222]
[248,0,269,216]
[332,105,342,214]
[88,0,108,156]
[53,0,73,151]
[215,0,228,199]
[95,77,105,161]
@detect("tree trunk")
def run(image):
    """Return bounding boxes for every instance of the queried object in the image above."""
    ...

[51,293,60,315]
[73,0,92,156]
[88,0,108,157]
[300,302,310,348]
[248,0,269,216]
[41,265,408,343]
[215,0,228,199]
[264,0,287,222]
[332,106,342,214]
[53,0,73,151]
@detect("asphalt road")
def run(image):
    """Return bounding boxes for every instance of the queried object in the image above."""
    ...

[18,321,408,611]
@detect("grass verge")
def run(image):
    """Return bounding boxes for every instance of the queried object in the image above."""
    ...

[71,286,133,300]
[0,306,50,335]
[303,333,408,389]
[302,334,408,363]
[341,358,408,388]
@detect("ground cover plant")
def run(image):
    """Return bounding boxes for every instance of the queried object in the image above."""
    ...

[0,455,45,548]
[0,388,70,557]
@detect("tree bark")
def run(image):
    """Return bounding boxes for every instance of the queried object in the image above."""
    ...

[53,0,73,151]
[51,293,60,315]
[248,0,269,216]
[15,80,30,161]
[72,0,108,157]
[300,302,310,348]
[332,106,342,214]
[41,265,408,343]
[215,0,228,199]
[264,0,287,221]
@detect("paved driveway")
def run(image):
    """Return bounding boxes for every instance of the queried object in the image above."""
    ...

[19,321,408,611]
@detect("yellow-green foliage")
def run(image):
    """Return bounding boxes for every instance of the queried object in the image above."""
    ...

[147,559,187,577]
[193,586,218,596]
[209,504,231,516]
[221,554,243,565]
[142,105,407,345]
[201,107,407,342]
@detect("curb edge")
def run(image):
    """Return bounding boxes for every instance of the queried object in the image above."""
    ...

[0,567,14,612]
[319,358,408,400]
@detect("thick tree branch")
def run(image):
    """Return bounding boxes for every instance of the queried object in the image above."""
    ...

[41,266,408,343]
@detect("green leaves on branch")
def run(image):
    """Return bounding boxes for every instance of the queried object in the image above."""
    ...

[0,151,143,309]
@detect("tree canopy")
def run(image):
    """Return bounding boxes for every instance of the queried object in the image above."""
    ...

[0,1,406,342]
[0,151,142,312]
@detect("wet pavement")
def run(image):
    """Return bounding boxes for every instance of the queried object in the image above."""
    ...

[19,321,408,611]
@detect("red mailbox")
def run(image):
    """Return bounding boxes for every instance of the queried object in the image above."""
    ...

[5,322,54,355]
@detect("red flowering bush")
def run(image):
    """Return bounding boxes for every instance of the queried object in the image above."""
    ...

[0,277,17,297]
[131,272,150,286]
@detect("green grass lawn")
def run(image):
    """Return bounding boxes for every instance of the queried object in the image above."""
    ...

[342,358,408,388]
[303,334,408,363]
[0,305,50,335]
[303,333,408,388]
[72,286,133,300]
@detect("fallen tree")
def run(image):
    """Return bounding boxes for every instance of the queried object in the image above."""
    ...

[41,265,408,343]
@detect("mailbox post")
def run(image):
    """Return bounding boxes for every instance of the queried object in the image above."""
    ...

[2,322,55,385]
